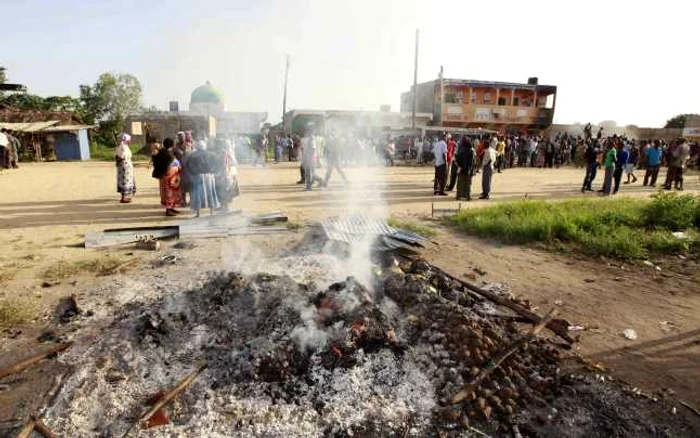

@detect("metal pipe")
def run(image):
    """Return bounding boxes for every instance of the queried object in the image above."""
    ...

[412,29,419,131]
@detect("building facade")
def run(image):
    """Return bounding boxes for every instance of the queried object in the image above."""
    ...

[401,77,557,133]
[281,109,433,136]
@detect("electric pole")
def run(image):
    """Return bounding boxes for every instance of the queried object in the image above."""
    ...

[412,29,419,131]
[282,55,290,134]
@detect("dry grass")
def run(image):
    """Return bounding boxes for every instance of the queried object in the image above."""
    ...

[388,218,437,238]
[0,298,36,329]
[0,267,18,285]
[286,220,304,230]
[41,255,126,280]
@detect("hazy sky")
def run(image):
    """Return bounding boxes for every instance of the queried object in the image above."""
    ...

[2,0,697,127]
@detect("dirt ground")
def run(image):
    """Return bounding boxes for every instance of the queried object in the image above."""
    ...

[0,161,699,428]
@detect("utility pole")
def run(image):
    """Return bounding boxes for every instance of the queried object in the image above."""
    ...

[282,55,290,134]
[438,65,444,126]
[411,29,419,131]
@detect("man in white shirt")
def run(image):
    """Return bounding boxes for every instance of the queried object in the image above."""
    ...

[433,134,448,195]
[0,129,9,169]
[480,139,497,200]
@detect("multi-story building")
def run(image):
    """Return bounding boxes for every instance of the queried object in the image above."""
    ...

[401,77,557,133]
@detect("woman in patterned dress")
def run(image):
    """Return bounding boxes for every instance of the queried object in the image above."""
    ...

[115,133,136,203]
[152,138,182,216]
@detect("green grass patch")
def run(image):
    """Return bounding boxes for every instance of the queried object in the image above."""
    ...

[90,142,149,162]
[0,298,36,329]
[388,218,437,238]
[42,256,125,280]
[447,192,700,260]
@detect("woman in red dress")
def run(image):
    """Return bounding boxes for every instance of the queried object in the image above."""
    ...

[152,138,182,216]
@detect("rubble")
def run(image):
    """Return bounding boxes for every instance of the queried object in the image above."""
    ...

[33,257,700,437]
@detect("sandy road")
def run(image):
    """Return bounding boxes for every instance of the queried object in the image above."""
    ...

[0,161,698,408]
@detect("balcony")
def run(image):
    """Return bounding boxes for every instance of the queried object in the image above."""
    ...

[442,104,554,125]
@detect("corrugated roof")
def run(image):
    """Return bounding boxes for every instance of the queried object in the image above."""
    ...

[318,214,429,253]
[0,120,60,132]
[42,124,95,132]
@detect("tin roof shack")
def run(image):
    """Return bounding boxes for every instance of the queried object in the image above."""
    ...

[124,112,214,145]
[0,107,93,161]
[44,125,91,160]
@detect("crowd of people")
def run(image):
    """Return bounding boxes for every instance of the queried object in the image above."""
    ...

[110,124,697,213]
[114,131,240,217]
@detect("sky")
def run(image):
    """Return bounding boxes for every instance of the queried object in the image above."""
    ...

[1,0,698,127]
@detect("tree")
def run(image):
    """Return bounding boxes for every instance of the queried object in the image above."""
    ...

[78,72,143,144]
[0,67,6,84]
[664,114,699,129]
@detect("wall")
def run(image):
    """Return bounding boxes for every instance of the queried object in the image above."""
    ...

[54,130,90,161]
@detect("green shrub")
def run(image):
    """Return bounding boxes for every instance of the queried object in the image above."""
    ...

[448,197,698,260]
[642,192,699,231]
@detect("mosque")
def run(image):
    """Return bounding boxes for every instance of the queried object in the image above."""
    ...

[186,81,268,135]
[124,81,267,144]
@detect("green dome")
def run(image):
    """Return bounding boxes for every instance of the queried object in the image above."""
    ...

[190,81,225,105]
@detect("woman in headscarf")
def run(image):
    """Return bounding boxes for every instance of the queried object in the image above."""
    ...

[152,138,182,216]
[188,140,220,217]
[115,133,136,203]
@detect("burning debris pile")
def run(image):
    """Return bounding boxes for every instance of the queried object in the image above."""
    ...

[41,258,698,437]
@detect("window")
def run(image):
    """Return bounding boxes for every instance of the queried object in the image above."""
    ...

[470,91,477,104]
[513,97,520,106]
[483,92,492,104]
[498,97,507,106]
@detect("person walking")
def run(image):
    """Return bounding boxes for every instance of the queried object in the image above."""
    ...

[624,142,639,184]
[601,142,616,196]
[302,126,323,191]
[446,134,459,191]
[581,140,600,193]
[433,134,448,196]
[323,133,348,186]
[643,140,662,187]
[455,136,476,201]
[115,133,136,203]
[495,136,506,173]
[479,139,497,200]
[613,141,628,194]
[673,138,690,190]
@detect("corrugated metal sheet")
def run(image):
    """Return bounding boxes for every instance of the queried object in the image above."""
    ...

[318,214,429,252]
[43,124,95,132]
[0,120,60,132]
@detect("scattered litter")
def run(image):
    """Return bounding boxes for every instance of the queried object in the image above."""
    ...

[473,267,488,276]
[655,266,662,272]
[568,325,585,331]
[55,295,81,323]
[671,407,677,415]
[554,300,564,306]
[173,241,196,250]
[463,272,477,281]
[671,232,687,240]
[623,329,638,340]
[642,260,653,267]
[41,281,56,288]
[136,237,161,251]
[614,277,623,282]
[583,278,596,283]
[3,328,22,339]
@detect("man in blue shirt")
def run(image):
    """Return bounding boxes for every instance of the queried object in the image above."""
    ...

[643,140,662,187]
[613,140,628,194]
